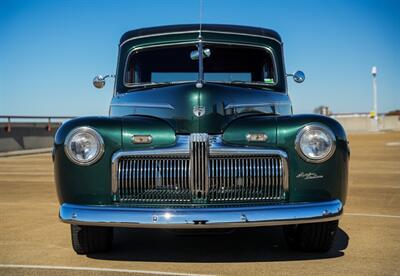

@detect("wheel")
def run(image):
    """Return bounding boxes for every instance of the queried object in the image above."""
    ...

[70,225,113,254]
[283,220,338,252]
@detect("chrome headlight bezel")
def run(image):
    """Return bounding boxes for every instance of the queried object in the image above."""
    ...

[64,126,105,166]
[295,123,336,163]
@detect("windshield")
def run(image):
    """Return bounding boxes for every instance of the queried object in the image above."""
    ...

[124,43,277,86]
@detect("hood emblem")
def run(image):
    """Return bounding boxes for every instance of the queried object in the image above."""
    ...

[193,106,205,117]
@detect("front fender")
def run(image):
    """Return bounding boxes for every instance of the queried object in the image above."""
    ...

[276,114,349,204]
[54,116,176,205]
[54,117,122,205]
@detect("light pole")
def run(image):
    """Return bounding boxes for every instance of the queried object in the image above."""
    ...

[371,66,378,129]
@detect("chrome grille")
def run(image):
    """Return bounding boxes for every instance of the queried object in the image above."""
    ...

[113,135,288,205]
[209,155,285,202]
[190,133,209,201]
[117,156,191,203]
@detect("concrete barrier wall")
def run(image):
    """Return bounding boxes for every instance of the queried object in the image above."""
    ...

[0,123,61,152]
[331,115,400,133]
[381,116,400,130]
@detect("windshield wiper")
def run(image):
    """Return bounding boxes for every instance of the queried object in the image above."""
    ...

[126,81,193,90]
[208,81,274,89]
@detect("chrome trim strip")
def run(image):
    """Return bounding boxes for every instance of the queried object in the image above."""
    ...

[224,102,289,110]
[110,103,175,110]
[59,199,342,229]
[120,30,282,47]
[203,30,282,44]
[210,147,288,158]
[123,41,279,88]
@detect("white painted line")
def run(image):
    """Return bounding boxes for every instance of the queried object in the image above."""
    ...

[386,141,400,147]
[346,212,400,219]
[0,148,52,157]
[0,264,216,276]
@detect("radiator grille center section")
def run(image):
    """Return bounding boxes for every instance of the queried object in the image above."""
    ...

[190,133,209,203]
[114,135,287,205]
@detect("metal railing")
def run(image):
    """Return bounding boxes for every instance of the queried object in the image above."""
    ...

[0,115,74,132]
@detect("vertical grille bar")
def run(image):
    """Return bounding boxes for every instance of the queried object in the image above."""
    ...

[190,133,209,201]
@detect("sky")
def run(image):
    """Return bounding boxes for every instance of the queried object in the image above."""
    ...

[0,0,399,116]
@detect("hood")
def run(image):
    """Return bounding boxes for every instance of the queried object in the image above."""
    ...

[110,83,292,134]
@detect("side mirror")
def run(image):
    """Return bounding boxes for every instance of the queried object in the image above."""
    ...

[93,74,115,89]
[287,71,305,83]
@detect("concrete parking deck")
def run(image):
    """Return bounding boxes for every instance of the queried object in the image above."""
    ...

[0,132,399,276]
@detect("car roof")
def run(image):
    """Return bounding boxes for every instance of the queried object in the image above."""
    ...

[120,24,282,45]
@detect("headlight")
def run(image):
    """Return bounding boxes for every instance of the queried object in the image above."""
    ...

[295,124,336,163]
[64,127,104,165]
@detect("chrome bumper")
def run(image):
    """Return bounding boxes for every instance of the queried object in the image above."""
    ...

[59,200,342,229]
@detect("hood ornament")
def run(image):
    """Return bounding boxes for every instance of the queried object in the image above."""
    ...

[193,105,205,117]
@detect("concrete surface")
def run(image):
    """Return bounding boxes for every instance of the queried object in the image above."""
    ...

[0,132,399,276]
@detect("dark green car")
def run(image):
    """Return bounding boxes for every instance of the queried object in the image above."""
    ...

[54,24,349,254]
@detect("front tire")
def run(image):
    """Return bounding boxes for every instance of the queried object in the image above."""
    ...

[70,225,113,254]
[283,220,338,252]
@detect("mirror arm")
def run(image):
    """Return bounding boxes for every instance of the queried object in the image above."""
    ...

[102,74,115,80]
[286,71,305,83]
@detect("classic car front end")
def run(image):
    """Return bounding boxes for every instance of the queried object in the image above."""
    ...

[54,24,349,254]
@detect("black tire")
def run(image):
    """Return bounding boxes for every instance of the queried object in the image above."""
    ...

[283,220,338,252]
[70,225,113,254]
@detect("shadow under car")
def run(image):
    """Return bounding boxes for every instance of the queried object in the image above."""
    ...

[87,226,349,263]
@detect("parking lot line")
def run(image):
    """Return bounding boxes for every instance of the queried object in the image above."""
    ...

[0,264,216,276]
[345,212,400,219]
